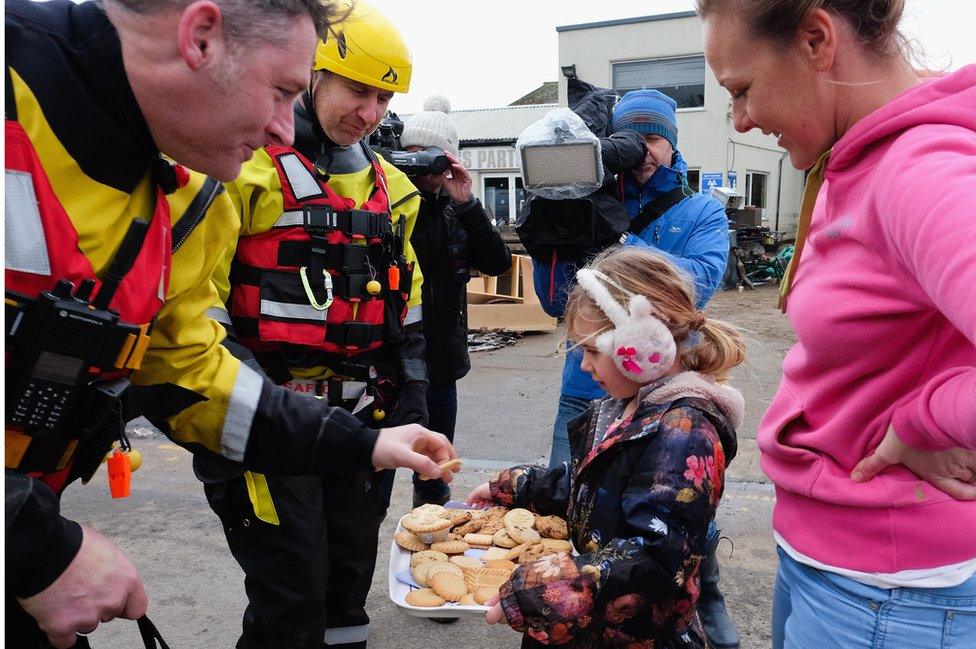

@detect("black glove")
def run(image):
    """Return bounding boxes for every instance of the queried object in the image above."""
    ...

[388,381,428,427]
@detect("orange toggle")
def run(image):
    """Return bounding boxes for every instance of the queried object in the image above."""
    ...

[107,450,132,498]
[387,265,400,292]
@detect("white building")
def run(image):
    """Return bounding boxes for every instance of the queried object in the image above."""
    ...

[446,10,804,235]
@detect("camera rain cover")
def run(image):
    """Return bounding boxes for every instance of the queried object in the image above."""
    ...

[517,108,603,200]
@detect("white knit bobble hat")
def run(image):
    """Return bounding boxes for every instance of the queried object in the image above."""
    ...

[400,95,459,158]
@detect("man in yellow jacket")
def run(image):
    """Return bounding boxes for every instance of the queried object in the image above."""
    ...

[197,4,432,647]
[5,2,454,647]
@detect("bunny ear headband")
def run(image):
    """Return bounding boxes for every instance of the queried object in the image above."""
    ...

[575,268,677,383]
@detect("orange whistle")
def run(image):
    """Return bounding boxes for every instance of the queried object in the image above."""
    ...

[387,265,400,292]
[107,450,132,499]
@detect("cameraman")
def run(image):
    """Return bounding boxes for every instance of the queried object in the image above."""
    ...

[534,89,736,648]
[401,96,512,507]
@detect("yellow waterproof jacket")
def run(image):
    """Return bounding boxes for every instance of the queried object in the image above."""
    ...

[6,0,380,477]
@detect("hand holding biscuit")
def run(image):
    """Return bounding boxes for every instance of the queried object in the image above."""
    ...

[373,424,457,481]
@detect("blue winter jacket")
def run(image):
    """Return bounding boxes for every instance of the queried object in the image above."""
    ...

[534,151,730,399]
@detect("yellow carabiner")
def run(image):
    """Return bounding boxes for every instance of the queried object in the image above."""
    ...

[299,266,334,310]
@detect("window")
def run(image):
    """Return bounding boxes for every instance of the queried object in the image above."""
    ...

[686,169,700,192]
[612,55,706,109]
[745,171,768,211]
[483,175,525,225]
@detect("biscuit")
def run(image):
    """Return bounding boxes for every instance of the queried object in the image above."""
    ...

[411,562,432,588]
[459,593,478,606]
[536,515,569,540]
[492,528,519,548]
[401,515,453,544]
[503,508,536,530]
[424,561,463,581]
[540,538,573,553]
[411,503,447,517]
[484,559,518,573]
[478,514,506,535]
[504,542,531,561]
[517,543,550,564]
[481,547,510,562]
[473,586,500,605]
[462,533,494,548]
[451,517,484,536]
[449,555,484,572]
[430,570,467,602]
[405,588,446,608]
[506,524,541,545]
[418,458,462,482]
[430,540,470,555]
[393,531,428,552]
[410,550,448,566]
[464,567,512,590]
[445,509,473,527]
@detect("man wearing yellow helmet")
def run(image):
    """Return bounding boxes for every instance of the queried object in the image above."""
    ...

[196,3,426,648]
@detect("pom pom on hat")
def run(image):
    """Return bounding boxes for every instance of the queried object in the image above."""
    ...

[401,95,459,157]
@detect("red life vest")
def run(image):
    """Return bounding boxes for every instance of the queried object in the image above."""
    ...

[229,145,406,357]
[4,119,172,492]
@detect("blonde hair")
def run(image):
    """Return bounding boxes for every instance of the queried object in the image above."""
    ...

[565,247,746,380]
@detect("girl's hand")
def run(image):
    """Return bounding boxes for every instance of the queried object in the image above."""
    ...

[851,426,976,500]
[484,594,504,624]
[466,482,493,507]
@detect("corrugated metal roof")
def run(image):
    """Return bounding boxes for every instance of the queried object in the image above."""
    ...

[403,104,558,144]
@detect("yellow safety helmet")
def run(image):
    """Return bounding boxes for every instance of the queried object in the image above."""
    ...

[313,1,412,94]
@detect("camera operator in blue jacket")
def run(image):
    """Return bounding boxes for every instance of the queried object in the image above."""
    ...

[533,89,737,648]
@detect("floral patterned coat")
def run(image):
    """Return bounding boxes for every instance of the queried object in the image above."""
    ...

[489,392,737,648]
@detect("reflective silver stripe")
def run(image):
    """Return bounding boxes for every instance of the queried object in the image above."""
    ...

[340,381,367,400]
[260,299,327,322]
[278,153,322,201]
[323,624,369,645]
[273,210,305,228]
[221,363,263,462]
[403,304,423,326]
[5,170,51,275]
[206,306,232,325]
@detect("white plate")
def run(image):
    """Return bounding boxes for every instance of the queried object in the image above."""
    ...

[388,515,491,619]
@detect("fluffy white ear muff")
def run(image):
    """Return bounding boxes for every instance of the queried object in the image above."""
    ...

[576,269,676,383]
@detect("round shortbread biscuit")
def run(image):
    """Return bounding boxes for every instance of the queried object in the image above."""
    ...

[401,514,452,534]
[430,540,470,555]
[481,547,510,562]
[459,593,478,606]
[492,528,519,548]
[410,550,448,566]
[462,533,494,547]
[424,561,463,580]
[450,555,484,572]
[473,586,499,605]
[393,531,428,552]
[430,570,467,602]
[405,588,446,608]
[506,524,541,545]
[503,508,536,529]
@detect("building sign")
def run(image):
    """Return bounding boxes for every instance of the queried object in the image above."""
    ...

[727,171,737,188]
[701,172,724,194]
[461,147,520,171]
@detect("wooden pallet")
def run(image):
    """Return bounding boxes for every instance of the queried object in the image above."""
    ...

[466,255,557,332]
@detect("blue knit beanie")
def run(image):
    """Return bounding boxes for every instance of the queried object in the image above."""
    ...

[611,89,678,149]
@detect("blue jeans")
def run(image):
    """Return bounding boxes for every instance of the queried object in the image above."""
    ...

[548,393,592,469]
[773,546,976,649]
[412,382,458,504]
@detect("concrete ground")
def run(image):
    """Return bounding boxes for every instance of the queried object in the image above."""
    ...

[64,284,793,649]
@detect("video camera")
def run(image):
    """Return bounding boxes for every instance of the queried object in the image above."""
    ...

[370,112,450,178]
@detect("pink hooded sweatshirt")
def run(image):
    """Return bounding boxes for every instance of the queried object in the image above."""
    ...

[759,65,976,573]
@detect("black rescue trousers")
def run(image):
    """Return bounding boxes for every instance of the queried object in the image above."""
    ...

[203,468,394,649]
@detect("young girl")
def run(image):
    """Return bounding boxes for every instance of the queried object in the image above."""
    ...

[468,246,746,648]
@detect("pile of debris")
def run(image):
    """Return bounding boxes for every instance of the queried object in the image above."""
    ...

[467,329,523,352]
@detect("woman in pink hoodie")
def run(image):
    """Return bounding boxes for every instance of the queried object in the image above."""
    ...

[696,1,976,647]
